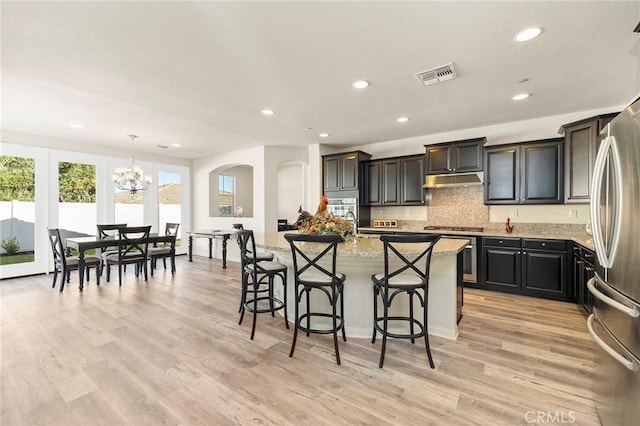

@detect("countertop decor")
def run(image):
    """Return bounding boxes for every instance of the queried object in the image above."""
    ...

[296,196,354,241]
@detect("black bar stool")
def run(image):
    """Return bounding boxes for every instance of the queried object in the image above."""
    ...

[236,229,288,340]
[371,233,441,368]
[284,233,346,365]
[232,224,275,313]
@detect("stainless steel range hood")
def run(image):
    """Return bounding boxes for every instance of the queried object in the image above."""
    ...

[423,172,483,188]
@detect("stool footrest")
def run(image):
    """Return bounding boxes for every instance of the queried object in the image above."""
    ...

[374,316,425,339]
[244,297,285,314]
[297,312,344,335]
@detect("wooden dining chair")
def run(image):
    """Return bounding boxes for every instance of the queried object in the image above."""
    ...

[104,225,151,286]
[47,228,101,292]
[149,222,179,275]
[96,223,127,276]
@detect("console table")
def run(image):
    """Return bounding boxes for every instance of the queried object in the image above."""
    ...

[187,230,236,268]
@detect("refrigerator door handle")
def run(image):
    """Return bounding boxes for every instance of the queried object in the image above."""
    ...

[587,276,640,318]
[590,133,622,269]
[587,314,639,371]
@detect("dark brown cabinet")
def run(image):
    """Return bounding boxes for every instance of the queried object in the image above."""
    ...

[323,151,371,193]
[573,243,596,314]
[484,138,563,205]
[364,154,425,206]
[482,237,570,301]
[400,155,425,205]
[425,138,484,175]
[561,113,616,204]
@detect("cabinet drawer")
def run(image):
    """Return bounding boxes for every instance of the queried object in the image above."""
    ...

[582,249,596,264]
[483,237,521,248]
[523,239,567,252]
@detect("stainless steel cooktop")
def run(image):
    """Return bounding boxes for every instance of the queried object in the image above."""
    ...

[423,226,484,233]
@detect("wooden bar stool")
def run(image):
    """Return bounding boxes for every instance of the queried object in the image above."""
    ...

[284,233,346,365]
[371,233,441,368]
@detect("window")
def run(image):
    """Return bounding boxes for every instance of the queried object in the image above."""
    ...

[158,171,181,246]
[0,155,36,265]
[58,161,96,237]
[218,175,234,216]
[114,185,144,226]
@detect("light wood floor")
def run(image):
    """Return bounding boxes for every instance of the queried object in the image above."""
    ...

[1,256,600,425]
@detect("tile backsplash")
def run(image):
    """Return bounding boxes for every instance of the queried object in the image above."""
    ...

[426,186,488,226]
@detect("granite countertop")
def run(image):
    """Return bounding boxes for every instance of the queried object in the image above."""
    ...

[357,225,594,250]
[255,232,468,258]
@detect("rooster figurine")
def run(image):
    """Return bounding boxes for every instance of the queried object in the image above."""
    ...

[315,195,330,218]
[505,217,514,234]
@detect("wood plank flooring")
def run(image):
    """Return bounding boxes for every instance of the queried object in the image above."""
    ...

[1,257,600,425]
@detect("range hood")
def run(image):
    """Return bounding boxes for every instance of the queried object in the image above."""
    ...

[423,172,483,189]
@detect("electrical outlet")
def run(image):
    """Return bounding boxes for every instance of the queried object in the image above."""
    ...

[510,209,518,218]
[569,209,578,218]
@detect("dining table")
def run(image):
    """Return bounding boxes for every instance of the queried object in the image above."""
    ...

[186,229,237,268]
[65,233,176,290]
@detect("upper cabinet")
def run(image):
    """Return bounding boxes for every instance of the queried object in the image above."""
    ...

[323,151,371,193]
[364,154,425,206]
[560,113,617,204]
[484,138,563,205]
[425,137,484,175]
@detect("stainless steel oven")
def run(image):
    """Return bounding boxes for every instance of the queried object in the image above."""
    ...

[445,235,477,283]
[423,226,481,284]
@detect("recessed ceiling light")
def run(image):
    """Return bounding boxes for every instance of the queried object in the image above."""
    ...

[319,133,329,138]
[68,123,83,130]
[514,27,542,42]
[261,109,275,115]
[396,117,410,123]
[352,80,370,89]
[170,143,181,147]
[512,93,530,101]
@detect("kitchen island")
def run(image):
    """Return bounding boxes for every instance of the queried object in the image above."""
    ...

[255,233,467,340]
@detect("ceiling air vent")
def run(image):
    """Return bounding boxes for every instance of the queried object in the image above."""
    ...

[416,63,457,86]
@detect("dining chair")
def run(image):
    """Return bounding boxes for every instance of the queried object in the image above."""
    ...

[149,222,179,275]
[104,225,151,286]
[371,233,441,368]
[96,223,127,276]
[47,228,101,292]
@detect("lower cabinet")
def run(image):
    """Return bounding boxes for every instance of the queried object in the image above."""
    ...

[482,237,570,301]
[573,243,596,314]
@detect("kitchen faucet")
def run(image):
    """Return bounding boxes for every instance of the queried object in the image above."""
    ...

[344,209,357,234]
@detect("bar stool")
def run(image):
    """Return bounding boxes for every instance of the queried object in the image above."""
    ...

[371,233,441,368]
[232,223,275,313]
[236,229,288,340]
[284,233,346,365]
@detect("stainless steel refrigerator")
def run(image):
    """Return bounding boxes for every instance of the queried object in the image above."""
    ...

[587,98,640,426]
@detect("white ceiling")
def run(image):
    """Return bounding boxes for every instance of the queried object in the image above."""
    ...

[2,1,639,160]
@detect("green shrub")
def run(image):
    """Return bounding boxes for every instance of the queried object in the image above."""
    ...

[1,236,20,255]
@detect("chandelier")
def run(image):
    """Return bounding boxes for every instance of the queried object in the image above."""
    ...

[112,135,152,195]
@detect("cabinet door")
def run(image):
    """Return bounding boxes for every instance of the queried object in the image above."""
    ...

[364,162,382,205]
[521,141,563,204]
[453,140,483,172]
[340,153,359,190]
[381,160,400,204]
[482,246,520,289]
[484,146,519,204]
[426,145,452,174]
[323,156,341,192]
[521,250,567,297]
[400,156,425,205]
[565,122,596,203]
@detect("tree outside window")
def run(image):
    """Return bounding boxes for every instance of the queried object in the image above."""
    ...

[218,175,234,216]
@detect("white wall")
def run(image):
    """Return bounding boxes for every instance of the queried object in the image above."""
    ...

[277,162,306,224]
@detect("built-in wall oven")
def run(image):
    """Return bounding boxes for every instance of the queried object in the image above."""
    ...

[424,226,482,284]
